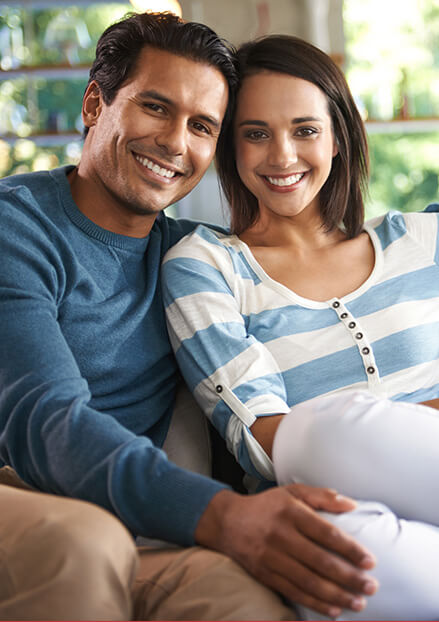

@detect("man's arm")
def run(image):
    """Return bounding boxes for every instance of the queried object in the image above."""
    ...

[0,183,227,546]
[196,486,378,618]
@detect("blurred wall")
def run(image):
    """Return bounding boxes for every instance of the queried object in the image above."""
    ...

[180,0,344,55]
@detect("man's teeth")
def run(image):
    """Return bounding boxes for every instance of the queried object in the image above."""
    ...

[135,155,176,179]
[266,173,304,186]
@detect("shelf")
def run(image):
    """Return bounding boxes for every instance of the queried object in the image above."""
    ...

[0,131,82,145]
[2,0,129,6]
[365,118,439,134]
[0,64,90,80]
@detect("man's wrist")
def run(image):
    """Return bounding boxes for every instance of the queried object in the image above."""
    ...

[194,488,240,552]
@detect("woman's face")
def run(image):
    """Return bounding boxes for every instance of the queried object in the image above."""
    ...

[234,71,338,225]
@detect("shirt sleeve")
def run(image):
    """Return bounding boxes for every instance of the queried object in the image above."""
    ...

[404,209,439,266]
[0,190,227,546]
[162,226,291,481]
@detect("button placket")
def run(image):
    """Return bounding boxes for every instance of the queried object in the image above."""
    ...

[329,297,380,386]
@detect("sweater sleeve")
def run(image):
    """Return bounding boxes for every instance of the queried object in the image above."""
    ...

[162,226,291,481]
[0,188,227,546]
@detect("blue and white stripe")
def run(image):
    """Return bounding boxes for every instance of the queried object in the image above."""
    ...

[162,209,439,479]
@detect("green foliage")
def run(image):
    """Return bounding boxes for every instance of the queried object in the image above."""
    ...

[0,2,130,175]
[344,0,439,120]
[35,78,88,131]
[366,132,439,218]
[344,0,439,217]
[0,3,131,67]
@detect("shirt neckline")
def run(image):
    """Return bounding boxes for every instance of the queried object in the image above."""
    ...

[227,224,383,309]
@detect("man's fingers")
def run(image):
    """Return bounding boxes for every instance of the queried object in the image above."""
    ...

[260,553,368,618]
[281,527,378,598]
[287,483,357,513]
[292,499,376,571]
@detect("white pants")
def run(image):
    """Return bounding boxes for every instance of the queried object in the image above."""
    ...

[272,390,439,621]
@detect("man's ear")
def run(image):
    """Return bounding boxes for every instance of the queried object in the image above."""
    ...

[82,80,103,129]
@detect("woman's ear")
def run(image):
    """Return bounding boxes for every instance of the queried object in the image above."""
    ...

[82,81,103,130]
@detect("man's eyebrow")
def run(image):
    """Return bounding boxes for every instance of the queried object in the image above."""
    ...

[138,89,173,105]
[198,114,221,129]
[238,116,323,127]
[138,89,221,129]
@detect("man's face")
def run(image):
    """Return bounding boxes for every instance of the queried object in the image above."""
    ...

[80,46,228,236]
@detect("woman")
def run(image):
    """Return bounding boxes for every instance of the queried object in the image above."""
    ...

[162,35,439,620]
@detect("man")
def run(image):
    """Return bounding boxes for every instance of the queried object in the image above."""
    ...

[0,11,377,621]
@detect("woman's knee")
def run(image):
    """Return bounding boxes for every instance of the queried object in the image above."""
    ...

[320,502,439,620]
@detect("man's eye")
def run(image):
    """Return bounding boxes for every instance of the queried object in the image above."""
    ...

[144,103,164,113]
[192,122,210,134]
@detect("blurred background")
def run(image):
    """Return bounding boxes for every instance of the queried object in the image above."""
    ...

[0,0,438,225]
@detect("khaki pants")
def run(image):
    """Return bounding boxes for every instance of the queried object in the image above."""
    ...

[0,470,295,621]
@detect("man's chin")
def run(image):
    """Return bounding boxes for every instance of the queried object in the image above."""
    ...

[128,204,163,216]
[124,196,170,216]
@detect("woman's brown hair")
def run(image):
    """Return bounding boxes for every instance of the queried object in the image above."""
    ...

[216,35,369,237]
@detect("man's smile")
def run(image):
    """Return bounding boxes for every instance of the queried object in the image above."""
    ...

[133,152,184,181]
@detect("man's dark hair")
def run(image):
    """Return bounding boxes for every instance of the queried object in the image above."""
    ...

[216,35,369,238]
[83,11,237,136]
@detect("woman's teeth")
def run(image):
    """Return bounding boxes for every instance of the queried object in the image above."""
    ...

[266,172,305,186]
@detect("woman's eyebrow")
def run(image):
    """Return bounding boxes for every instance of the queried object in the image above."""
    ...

[292,116,323,123]
[238,116,323,128]
[237,119,268,127]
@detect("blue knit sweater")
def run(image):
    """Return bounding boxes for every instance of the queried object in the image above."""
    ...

[0,166,227,545]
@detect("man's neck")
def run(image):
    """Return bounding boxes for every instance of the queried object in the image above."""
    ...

[67,166,158,239]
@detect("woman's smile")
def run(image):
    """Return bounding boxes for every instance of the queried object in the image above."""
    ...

[261,171,307,191]
[234,71,338,223]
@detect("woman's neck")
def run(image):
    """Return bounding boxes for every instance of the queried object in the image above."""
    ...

[239,210,345,253]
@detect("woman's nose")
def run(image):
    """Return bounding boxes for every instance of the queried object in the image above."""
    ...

[267,136,298,168]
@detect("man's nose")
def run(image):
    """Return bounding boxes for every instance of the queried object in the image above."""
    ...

[155,119,187,156]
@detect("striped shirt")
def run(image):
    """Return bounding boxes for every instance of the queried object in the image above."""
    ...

[162,208,439,480]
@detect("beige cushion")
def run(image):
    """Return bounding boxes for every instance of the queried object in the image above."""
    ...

[161,380,212,477]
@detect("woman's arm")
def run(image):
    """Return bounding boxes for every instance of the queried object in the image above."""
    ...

[420,398,439,409]
[162,226,291,479]
[251,413,283,457]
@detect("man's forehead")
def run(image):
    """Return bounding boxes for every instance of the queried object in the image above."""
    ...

[126,45,229,117]
[132,45,222,82]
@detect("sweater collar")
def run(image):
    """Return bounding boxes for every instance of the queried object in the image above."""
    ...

[51,166,153,253]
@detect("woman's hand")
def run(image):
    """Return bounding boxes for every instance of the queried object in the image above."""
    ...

[195,486,378,619]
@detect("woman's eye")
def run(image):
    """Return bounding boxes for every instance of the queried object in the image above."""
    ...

[296,127,317,137]
[246,130,268,141]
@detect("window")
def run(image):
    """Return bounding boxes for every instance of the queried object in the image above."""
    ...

[344,0,439,216]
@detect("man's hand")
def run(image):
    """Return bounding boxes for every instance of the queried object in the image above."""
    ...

[195,485,378,618]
